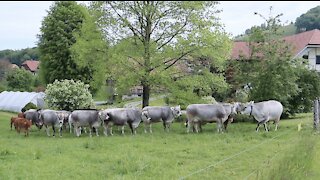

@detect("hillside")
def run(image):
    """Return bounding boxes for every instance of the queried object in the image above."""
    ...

[233,23,297,41]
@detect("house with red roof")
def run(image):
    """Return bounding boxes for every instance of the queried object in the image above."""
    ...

[21,60,39,75]
[231,29,320,71]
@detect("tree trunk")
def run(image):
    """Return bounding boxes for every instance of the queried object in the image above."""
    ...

[142,82,150,108]
[142,2,152,108]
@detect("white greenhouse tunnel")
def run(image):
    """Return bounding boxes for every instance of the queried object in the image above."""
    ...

[0,91,46,112]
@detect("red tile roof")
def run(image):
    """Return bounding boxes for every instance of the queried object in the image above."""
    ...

[231,29,320,59]
[231,41,251,59]
[22,60,39,72]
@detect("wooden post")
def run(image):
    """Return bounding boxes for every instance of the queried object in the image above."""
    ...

[314,98,319,131]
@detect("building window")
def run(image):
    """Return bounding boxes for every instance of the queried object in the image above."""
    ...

[317,56,320,65]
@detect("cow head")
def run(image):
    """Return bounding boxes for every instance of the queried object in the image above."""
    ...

[98,111,110,122]
[239,101,254,115]
[232,102,242,114]
[171,105,182,117]
[56,112,66,128]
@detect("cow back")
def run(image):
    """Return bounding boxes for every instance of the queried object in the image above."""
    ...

[40,110,60,125]
[71,110,99,126]
[142,106,173,122]
[186,104,227,122]
[253,100,283,120]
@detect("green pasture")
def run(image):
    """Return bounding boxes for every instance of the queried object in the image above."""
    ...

[0,111,319,180]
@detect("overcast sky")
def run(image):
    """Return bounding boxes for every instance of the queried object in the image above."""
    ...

[0,1,319,50]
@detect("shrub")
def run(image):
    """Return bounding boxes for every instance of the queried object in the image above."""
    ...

[45,79,94,111]
[22,103,38,112]
[6,68,34,92]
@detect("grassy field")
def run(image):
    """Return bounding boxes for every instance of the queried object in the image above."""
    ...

[0,111,319,180]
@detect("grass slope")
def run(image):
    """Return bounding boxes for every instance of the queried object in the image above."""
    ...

[0,111,319,179]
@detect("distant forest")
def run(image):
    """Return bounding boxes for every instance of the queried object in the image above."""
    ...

[0,47,39,66]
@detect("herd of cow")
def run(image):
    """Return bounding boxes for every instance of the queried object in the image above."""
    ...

[9,100,283,137]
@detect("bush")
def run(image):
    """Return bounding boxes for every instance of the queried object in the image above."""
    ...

[6,68,34,92]
[175,112,187,123]
[22,103,38,112]
[45,79,94,111]
[233,114,255,123]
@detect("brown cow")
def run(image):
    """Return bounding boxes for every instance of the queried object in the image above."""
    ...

[18,112,25,118]
[10,117,20,130]
[10,113,26,130]
[14,118,32,136]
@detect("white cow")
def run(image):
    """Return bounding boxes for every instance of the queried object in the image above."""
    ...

[141,105,182,133]
[186,104,228,133]
[239,100,283,131]
[185,102,239,133]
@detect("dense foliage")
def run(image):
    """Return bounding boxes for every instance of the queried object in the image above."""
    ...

[295,6,320,32]
[6,68,34,92]
[92,1,231,107]
[45,79,93,111]
[38,1,106,95]
[0,47,39,66]
[229,8,320,117]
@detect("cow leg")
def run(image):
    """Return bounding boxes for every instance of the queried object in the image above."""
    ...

[166,122,171,133]
[263,122,269,132]
[69,121,73,134]
[121,126,125,135]
[45,125,50,136]
[199,123,203,133]
[75,126,81,137]
[162,121,170,132]
[144,121,148,133]
[95,127,99,137]
[194,122,200,133]
[255,123,260,132]
[52,125,56,137]
[275,119,280,131]
[187,120,193,133]
[104,126,108,136]
[59,126,62,137]
[89,125,93,137]
[103,121,109,136]
[128,123,134,135]
[216,121,221,133]
[110,126,113,136]
[149,124,153,133]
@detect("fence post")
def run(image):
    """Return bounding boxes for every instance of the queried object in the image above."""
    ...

[314,98,319,131]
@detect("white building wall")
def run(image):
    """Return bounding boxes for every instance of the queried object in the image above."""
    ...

[298,47,320,71]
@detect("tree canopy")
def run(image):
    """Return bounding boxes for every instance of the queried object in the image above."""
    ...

[295,5,320,32]
[92,1,231,107]
[38,1,107,94]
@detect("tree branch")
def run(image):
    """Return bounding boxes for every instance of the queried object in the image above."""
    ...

[157,17,189,50]
[128,56,144,67]
[164,49,193,70]
[108,2,144,42]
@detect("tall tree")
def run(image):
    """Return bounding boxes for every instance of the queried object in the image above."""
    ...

[92,1,231,107]
[70,6,108,94]
[38,1,106,94]
[295,6,320,32]
[231,7,309,117]
[38,1,85,84]
[6,68,34,92]
[0,60,12,81]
